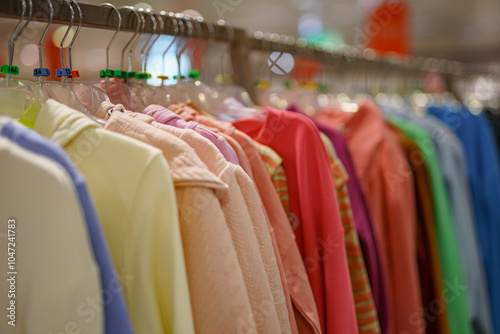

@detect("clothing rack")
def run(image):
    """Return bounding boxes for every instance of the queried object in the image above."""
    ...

[0,0,495,102]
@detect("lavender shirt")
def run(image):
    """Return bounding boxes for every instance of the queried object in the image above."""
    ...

[143,105,239,165]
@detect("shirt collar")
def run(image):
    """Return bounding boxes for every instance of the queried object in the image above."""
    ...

[95,100,126,120]
[168,102,200,121]
[144,104,182,125]
[106,111,228,190]
[322,98,386,178]
[34,99,101,148]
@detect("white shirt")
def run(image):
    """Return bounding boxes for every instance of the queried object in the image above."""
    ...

[0,136,103,334]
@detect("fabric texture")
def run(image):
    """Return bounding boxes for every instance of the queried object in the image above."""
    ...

[387,115,472,334]
[234,108,358,334]
[320,132,381,334]
[485,109,500,163]
[0,136,103,334]
[382,105,493,334]
[103,110,259,334]
[388,124,452,334]
[168,102,255,178]
[256,143,292,218]
[167,101,321,334]
[0,121,133,334]
[127,113,284,334]
[33,99,195,334]
[428,105,500,334]
[142,104,239,164]
[291,105,388,333]
[315,99,425,334]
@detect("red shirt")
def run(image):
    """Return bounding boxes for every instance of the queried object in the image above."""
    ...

[234,108,358,334]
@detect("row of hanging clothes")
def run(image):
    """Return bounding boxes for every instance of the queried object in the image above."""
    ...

[1,0,500,333]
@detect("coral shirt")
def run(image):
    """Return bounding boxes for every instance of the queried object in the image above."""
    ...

[234,108,358,334]
[315,100,425,334]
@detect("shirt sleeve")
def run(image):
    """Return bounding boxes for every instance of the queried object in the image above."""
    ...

[127,153,195,334]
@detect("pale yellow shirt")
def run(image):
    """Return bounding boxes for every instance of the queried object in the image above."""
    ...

[32,99,195,334]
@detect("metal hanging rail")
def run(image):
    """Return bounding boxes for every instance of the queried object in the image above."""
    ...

[0,0,496,101]
[0,0,246,40]
[248,31,496,78]
[0,0,255,97]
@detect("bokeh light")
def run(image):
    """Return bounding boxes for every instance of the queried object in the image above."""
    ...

[20,44,38,66]
[298,13,323,39]
[52,26,76,48]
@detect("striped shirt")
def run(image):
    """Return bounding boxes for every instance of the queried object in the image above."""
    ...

[321,133,381,334]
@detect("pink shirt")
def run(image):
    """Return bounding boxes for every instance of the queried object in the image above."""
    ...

[143,105,239,165]
[174,109,321,334]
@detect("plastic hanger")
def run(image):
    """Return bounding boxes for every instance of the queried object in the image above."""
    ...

[193,16,213,83]
[255,32,288,109]
[215,20,256,108]
[283,43,340,115]
[126,8,160,106]
[178,16,227,104]
[0,0,47,119]
[154,11,180,106]
[186,17,258,112]
[167,15,257,120]
[64,0,110,117]
[174,15,217,105]
[164,13,193,103]
[34,0,94,116]
[92,4,145,112]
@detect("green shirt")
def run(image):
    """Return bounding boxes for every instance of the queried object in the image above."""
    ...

[387,115,472,334]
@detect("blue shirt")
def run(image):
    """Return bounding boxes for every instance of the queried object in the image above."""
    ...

[1,121,134,334]
[381,105,493,334]
[428,104,500,334]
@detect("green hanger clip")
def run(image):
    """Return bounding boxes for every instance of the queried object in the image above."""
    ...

[100,69,115,78]
[113,70,127,79]
[188,70,200,79]
[135,72,149,80]
[1,65,19,75]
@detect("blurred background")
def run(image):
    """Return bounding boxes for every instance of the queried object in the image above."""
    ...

[1,0,500,85]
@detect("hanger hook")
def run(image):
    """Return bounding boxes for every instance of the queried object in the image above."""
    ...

[196,17,214,81]
[11,0,33,68]
[177,14,192,58]
[161,12,179,78]
[8,0,27,67]
[174,15,185,81]
[99,3,121,71]
[128,8,145,72]
[119,6,140,71]
[186,15,203,73]
[37,0,53,70]
[217,19,234,82]
[175,14,191,81]
[139,9,157,74]
[144,12,163,76]
[59,0,75,71]
[68,0,82,71]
